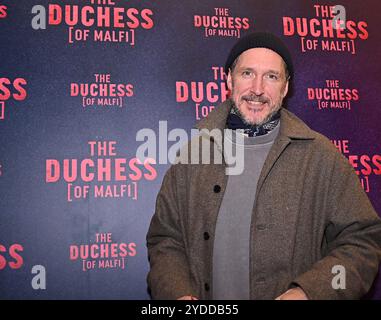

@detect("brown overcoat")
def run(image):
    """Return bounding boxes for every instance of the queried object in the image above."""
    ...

[146,100,381,300]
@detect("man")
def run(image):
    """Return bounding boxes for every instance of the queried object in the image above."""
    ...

[146,32,381,300]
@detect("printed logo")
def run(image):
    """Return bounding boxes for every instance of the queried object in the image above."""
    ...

[176,66,229,120]
[194,7,250,38]
[69,232,136,271]
[0,4,7,19]
[0,77,27,120]
[331,139,381,193]
[307,80,359,111]
[46,140,157,201]
[70,73,134,108]
[283,4,368,54]
[31,0,154,45]
[0,244,24,270]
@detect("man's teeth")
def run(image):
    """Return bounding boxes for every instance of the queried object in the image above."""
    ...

[246,100,265,105]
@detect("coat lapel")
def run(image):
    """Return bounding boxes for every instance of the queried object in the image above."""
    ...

[256,108,316,196]
[195,99,316,194]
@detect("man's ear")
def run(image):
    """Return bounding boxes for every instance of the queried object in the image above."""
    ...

[227,70,233,91]
[282,80,289,98]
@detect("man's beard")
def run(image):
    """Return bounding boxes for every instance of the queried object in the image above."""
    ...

[231,94,283,126]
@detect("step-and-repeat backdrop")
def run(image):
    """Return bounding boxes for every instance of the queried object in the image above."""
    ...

[1,0,380,299]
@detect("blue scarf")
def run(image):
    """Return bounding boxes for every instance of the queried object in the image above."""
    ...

[226,107,280,137]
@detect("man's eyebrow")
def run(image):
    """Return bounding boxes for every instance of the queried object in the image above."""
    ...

[237,67,282,75]
[266,70,281,75]
[237,67,255,72]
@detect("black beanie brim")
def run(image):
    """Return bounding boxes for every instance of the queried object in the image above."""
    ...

[224,32,294,79]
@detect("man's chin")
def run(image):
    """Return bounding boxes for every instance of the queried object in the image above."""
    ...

[232,100,281,126]
[243,109,280,126]
[242,109,269,126]
[243,116,267,126]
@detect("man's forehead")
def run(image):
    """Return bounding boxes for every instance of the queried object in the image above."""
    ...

[235,48,286,70]
[237,48,284,64]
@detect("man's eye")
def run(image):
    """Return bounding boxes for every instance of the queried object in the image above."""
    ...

[266,74,279,80]
[242,71,252,77]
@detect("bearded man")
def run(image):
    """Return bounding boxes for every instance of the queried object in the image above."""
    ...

[146,32,381,300]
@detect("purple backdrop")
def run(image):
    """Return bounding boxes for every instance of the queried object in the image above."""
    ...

[0,0,380,299]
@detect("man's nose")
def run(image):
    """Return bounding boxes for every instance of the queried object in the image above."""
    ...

[250,76,264,96]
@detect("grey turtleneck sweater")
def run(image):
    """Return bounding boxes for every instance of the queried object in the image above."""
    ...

[212,123,280,300]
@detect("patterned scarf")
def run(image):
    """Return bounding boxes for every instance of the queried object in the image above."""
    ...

[226,106,281,137]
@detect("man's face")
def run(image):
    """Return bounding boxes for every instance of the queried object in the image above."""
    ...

[227,48,289,126]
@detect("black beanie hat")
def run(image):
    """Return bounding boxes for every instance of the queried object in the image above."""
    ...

[224,32,294,79]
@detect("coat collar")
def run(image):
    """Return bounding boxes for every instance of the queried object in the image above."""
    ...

[195,99,317,195]
[195,99,316,143]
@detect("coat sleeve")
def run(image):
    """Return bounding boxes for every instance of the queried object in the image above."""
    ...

[291,151,381,299]
[146,165,196,299]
